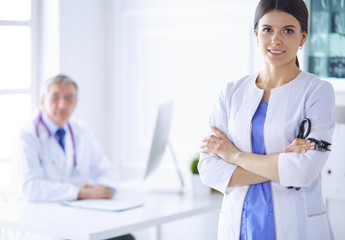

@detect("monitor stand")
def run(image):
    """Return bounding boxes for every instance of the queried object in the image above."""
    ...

[145,142,185,195]
[166,141,185,193]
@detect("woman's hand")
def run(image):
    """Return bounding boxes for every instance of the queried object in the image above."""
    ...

[284,138,316,153]
[200,126,240,164]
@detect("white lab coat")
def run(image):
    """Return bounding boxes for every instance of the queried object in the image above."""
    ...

[13,111,118,202]
[198,71,335,240]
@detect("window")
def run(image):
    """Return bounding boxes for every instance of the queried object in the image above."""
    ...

[0,0,37,200]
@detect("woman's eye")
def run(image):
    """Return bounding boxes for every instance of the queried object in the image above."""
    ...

[263,28,272,33]
[284,29,294,34]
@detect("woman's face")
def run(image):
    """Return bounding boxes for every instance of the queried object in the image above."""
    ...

[255,10,307,67]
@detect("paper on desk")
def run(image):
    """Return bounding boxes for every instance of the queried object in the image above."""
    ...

[61,199,144,212]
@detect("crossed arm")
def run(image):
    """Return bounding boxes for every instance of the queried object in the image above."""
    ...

[200,126,315,186]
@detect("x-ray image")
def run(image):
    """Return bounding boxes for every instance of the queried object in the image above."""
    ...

[312,0,329,10]
[309,0,345,79]
[328,57,345,78]
[331,11,345,34]
[311,11,329,33]
[309,34,328,55]
[331,0,345,10]
[329,34,345,56]
[309,57,328,77]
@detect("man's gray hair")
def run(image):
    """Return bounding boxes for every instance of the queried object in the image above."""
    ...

[40,74,78,96]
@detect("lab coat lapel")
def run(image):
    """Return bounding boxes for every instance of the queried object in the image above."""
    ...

[231,77,263,153]
[63,129,75,181]
[39,134,66,181]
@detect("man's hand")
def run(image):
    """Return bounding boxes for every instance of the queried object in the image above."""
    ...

[77,184,114,200]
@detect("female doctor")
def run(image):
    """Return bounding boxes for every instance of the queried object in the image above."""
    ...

[199,0,335,239]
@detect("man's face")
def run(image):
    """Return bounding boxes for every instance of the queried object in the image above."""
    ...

[40,82,78,127]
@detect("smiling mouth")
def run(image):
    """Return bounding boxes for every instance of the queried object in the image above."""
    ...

[269,49,285,54]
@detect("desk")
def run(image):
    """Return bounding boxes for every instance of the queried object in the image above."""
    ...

[0,192,222,240]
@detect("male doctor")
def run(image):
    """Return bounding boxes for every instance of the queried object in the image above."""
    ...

[14,74,135,240]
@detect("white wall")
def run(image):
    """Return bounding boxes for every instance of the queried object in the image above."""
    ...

[52,0,262,171]
[58,0,110,157]
[107,0,260,182]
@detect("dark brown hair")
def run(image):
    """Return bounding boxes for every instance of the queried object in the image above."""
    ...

[254,0,309,67]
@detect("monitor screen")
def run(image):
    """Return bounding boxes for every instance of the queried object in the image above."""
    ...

[143,101,174,179]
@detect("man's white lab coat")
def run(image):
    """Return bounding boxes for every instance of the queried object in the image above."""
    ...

[14,112,118,202]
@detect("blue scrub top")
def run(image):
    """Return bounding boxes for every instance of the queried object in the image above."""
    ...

[240,100,276,240]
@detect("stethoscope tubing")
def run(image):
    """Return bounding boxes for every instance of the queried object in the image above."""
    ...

[35,112,77,168]
[297,118,331,151]
[297,118,311,139]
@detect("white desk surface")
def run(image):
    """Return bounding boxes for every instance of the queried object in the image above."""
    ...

[0,192,222,240]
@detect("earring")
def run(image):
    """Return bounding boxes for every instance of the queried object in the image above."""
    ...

[257,42,259,47]
[299,46,303,50]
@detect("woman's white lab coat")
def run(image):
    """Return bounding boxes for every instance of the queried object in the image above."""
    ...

[13,112,118,202]
[198,71,335,240]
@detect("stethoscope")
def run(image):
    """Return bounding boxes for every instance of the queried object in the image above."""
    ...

[288,118,332,191]
[297,118,331,151]
[35,112,78,171]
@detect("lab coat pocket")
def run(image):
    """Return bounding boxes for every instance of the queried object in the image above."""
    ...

[39,145,64,179]
[306,212,332,240]
[39,149,57,166]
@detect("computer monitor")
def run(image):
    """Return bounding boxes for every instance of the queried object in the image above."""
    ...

[143,101,184,191]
